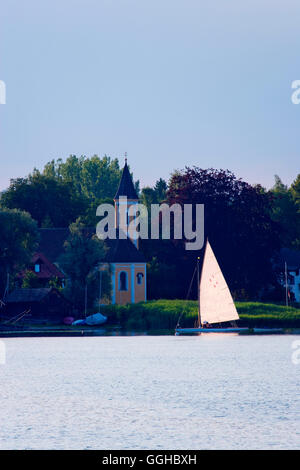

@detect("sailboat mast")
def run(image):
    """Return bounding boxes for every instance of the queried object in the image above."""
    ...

[285,261,289,307]
[197,256,201,328]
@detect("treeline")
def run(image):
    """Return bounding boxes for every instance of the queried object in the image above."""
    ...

[0,154,299,302]
[0,155,139,227]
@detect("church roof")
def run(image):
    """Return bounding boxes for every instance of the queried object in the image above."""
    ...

[114,161,138,200]
[104,230,145,263]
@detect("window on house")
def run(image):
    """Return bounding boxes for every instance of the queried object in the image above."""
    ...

[119,271,128,291]
[136,272,144,285]
[34,264,41,273]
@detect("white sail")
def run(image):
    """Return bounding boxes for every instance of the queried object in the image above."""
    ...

[199,241,239,325]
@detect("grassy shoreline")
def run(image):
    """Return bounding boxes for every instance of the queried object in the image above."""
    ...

[101,299,300,330]
[1,300,300,335]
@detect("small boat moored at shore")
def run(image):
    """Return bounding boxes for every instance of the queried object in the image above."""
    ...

[85,312,107,326]
[72,312,107,326]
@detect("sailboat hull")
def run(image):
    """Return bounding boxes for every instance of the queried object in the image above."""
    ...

[175,327,284,335]
[175,327,248,334]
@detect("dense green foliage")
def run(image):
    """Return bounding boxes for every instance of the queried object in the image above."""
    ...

[0,172,88,228]
[268,175,300,249]
[139,170,299,302]
[0,155,139,227]
[0,153,299,303]
[21,271,63,290]
[143,168,282,300]
[101,299,300,330]
[58,219,111,311]
[140,178,167,208]
[43,155,125,201]
[21,270,42,288]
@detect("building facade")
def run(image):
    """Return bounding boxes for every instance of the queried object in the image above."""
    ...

[107,159,147,304]
[280,248,300,303]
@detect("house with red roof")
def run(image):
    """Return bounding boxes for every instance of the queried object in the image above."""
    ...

[18,252,65,288]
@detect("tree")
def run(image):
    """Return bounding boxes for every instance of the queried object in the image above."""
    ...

[22,271,42,288]
[59,220,111,312]
[164,167,281,299]
[146,257,178,299]
[0,172,88,227]
[140,178,168,211]
[1,155,139,228]
[140,187,157,209]
[21,271,62,290]
[48,277,63,290]
[0,209,39,296]
[291,173,300,209]
[42,154,139,202]
[269,175,300,249]
[290,173,300,249]
[154,178,167,201]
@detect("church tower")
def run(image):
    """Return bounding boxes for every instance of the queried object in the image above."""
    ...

[107,158,146,305]
[114,157,139,248]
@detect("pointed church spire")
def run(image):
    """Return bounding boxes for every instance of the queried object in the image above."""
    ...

[114,157,138,200]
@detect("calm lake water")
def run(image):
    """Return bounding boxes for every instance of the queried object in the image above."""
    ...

[0,335,299,450]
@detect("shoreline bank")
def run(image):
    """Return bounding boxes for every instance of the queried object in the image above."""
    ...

[1,300,300,337]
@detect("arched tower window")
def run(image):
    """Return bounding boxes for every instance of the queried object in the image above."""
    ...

[136,272,144,285]
[119,271,128,291]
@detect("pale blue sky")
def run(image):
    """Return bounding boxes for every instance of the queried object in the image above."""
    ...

[0,0,300,191]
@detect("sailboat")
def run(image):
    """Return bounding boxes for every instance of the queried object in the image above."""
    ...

[175,240,279,334]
